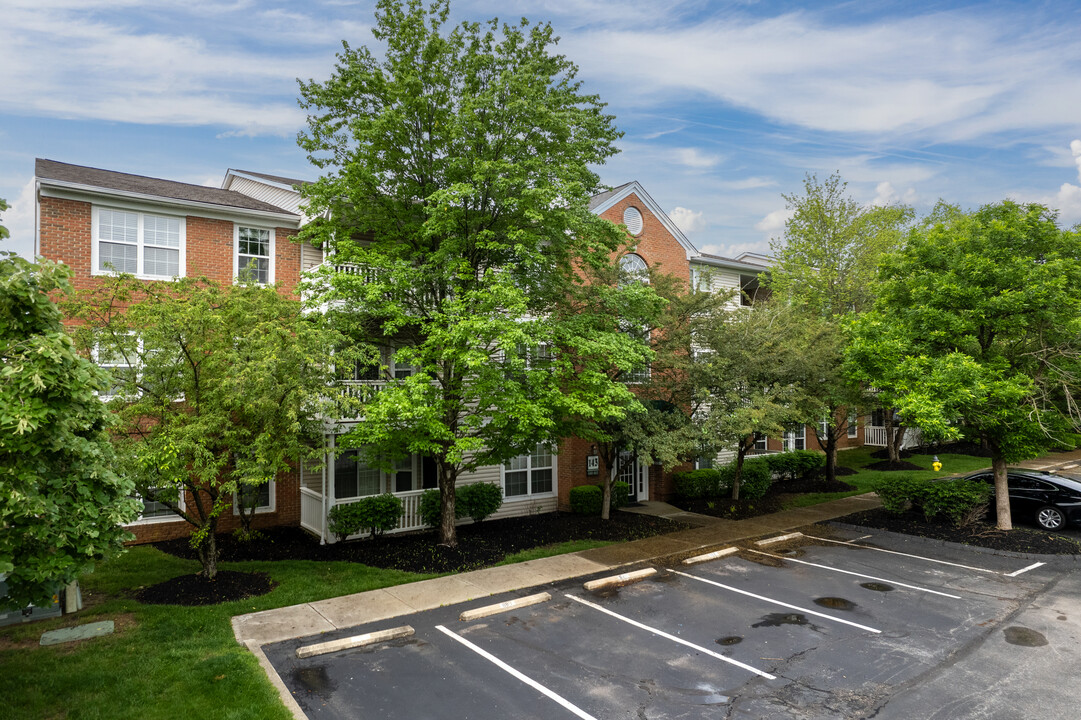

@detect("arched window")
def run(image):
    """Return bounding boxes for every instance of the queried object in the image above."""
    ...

[620,253,648,285]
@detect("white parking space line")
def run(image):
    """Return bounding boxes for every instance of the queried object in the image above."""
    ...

[564,594,776,680]
[802,534,1001,574]
[671,570,882,634]
[1005,562,1046,577]
[435,625,599,720]
[743,549,962,599]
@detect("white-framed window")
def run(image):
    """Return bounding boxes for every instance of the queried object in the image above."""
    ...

[92,207,185,279]
[93,337,140,399]
[234,480,275,515]
[619,252,649,285]
[753,432,768,452]
[783,426,806,451]
[128,487,183,525]
[819,416,830,441]
[234,225,275,284]
[502,444,556,500]
[332,449,425,499]
[622,327,651,384]
[847,409,859,438]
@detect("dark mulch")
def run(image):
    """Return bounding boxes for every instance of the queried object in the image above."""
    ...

[832,466,858,476]
[777,475,858,494]
[869,448,915,460]
[864,459,925,472]
[134,570,278,606]
[153,511,686,576]
[836,508,1081,555]
[676,495,784,520]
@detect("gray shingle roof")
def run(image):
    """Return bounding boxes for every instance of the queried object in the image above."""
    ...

[36,159,297,215]
[588,182,635,211]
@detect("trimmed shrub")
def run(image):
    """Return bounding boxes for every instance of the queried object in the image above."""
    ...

[327,500,367,542]
[764,450,825,483]
[735,459,773,501]
[419,488,466,528]
[457,482,504,523]
[570,484,603,515]
[876,475,993,527]
[673,468,725,499]
[613,480,631,509]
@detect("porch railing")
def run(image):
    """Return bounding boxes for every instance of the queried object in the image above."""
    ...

[300,487,324,537]
[865,426,922,449]
[300,488,430,542]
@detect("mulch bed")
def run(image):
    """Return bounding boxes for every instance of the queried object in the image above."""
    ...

[154,511,686,576]
[133,570,278,606]
[836,508,1081,555]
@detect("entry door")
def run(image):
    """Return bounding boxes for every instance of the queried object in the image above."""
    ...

[618,452,648,502]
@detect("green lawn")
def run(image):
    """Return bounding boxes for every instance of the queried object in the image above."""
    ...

[495,539,613,565]
[782,446,993,509]
[0,547,438,720]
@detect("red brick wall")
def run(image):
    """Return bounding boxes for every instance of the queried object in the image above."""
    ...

[125,470,300,544]
[597,193,691,283]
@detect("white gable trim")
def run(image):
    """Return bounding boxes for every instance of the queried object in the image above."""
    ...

[222,170,302,194]
[590,181,699,259]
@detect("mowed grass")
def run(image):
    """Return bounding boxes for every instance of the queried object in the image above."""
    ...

[496,538,613,565]
[781,446,993,509]
[0,547,437,720]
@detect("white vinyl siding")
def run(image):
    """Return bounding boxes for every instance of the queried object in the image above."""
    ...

[93,207,185,279]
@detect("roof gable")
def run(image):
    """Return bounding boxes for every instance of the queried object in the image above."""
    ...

[588,181,699,259]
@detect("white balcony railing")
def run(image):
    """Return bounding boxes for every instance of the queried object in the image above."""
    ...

[300,488,430,542]
[300,487,324,536]
[865,426,922,449]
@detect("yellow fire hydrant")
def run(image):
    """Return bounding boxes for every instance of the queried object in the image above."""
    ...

[932,455,942,472]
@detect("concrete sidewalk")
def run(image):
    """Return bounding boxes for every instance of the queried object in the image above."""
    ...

[231,493,881,647]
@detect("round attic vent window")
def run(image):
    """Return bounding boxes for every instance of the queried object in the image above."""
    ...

[623,206,644,235]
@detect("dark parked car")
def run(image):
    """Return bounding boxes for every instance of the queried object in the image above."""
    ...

[963,469,1081,530]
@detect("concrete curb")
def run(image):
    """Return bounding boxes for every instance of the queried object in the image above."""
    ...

[296,625,414,659]
[245,640,307,720]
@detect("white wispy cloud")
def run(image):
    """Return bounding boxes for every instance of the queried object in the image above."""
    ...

[754,208,793,233]
[1039,140,1081,224]
[871,181,918,207]
[673,147,723,169]
[2,179,38,258]
[668,206,707,233]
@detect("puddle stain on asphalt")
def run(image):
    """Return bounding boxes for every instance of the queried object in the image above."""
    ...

[715,635,743,646]
[590,587,619,599]
[814,597,856,611]
[293,665,335,694]
[752,613,823,632]
[1003,626,1048,647]
[860,582,894,592]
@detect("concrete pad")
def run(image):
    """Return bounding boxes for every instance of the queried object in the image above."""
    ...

[383,576,484,610]
[39,620,114,646]
[232,604,336,646]
[459,593,551,622]
[308,589,416,630]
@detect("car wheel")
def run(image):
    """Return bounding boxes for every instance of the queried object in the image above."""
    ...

[1036,506,1066,530]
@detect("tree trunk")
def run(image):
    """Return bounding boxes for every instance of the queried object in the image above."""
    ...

[731,442,747,500]
[992,454,1012,531]
[196,525,219,579]
[601,462,616,521]
[824,425,838,484]
[438,465,458,547]
[890,421,905,462]
[884,410,900,464]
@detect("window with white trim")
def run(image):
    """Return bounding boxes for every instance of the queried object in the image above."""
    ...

[847,409,859,438]
[93,208,184,279]
[819,416,830,441]
[235,481,275,514]
[332,449,424,499]
[753,432,768,452]
[783,426,806,451]
[94,338,140,399]
[619,253,649,285]
[622,327,651,384]
[128,486,182,524]
[235,225,274,284]
[502,444,555,499]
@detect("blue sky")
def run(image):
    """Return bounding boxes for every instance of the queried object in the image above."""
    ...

[3,0,1081,259]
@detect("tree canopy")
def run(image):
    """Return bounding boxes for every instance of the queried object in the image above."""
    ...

[1,254,139,608]
[297,0,649,545]
[846,201,1081,529]
[66,275,345,577]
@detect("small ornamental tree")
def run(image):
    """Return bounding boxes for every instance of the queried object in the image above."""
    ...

[847,201,1081,530]
[298,0,648,545]
[1,254,139,608]
[66,275,350,578]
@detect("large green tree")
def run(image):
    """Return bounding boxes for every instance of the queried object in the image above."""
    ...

[67,276,347,577]
[298,0,647,545]
[768,173,913,474]
[847,201,1081,529]
[1,255,139,608]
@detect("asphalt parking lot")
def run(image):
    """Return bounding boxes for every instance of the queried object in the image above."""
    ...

[263,528,1081,719]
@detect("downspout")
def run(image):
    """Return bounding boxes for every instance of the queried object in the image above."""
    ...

[34,179,41,258]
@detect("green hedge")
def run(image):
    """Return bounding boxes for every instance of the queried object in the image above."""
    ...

[327,493,404,541]
[570,484,602,515]
[674,460,772,500]
[726,459,772,500]
[763,450,825,483]
[418,488,467,528]
[457,482,504,523]
[876,475,993,527]
[673,468,726,499]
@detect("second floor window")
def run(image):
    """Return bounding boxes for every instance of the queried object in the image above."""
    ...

[94,208,184,279]
[236,226,273,284]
